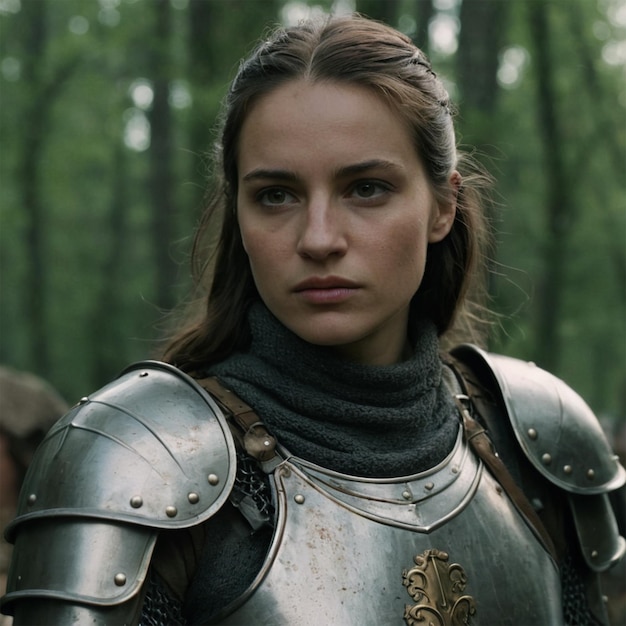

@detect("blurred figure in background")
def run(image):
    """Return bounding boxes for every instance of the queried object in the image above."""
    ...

[0,367,67,626]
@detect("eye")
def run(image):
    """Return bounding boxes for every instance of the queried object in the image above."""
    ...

[257,187,296,207]
[350,180,392,202]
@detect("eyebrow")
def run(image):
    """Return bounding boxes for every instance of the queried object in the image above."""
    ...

[240,159,402,183]
[241,168,298,182]
[334,159,403,178]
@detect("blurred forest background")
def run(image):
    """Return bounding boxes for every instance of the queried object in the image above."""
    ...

[0,0,624,430]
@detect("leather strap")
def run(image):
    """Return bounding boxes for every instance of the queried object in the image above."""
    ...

[448,359,560,564]
[194,376,277,463]
[196,369,558,562]
[457,395,558,560]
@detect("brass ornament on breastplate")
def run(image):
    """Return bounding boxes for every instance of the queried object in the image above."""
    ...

[402,549,476,626]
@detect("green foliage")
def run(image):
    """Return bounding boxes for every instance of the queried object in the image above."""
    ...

[0,0,624,424]
[486,0,625,419]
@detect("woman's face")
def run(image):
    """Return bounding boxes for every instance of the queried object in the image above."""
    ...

[237,80,456,365]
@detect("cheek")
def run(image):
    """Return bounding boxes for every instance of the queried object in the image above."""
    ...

[238,210,284,263]
[397,246,428,287]
[239,226,279,284]
[384,223,430,295]
[238,217,262,263]
[390,218,429,266]
[239,226,252,257]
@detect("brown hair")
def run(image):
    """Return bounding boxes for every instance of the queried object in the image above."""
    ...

[162,14,492,370]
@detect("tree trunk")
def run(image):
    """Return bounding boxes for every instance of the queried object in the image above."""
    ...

[567,2,624,181]
[528,0,571,372]
[186,0,282,210]
[457,0,509,140]
[92,143,129,383]
[187,0,218,203]
[148,0,177,312]
[18,1,48,374]
[567,2,625,310]
[456,0,510,314]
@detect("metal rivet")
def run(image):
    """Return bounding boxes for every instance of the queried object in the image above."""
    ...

[27,494,37,505]
[208,474,219,486]
[188,492,200,504]
[130,496,143,509]
[79,396,89,404]
[495,485,503,495]
[451,466,459,474]
[294,494,305,504]
[402,490,412,500]
[591,550,598,559]
[587,469,595,480]
[541,453,552,465]
[165,506,178,518]
[424,483,434,492]
[139,372,149,378]
[263,439,271,447]
[527,428,538,440]
[114,573,127,586]
[563,465,573,475]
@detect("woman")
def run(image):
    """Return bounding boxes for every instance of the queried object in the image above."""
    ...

[2,14,624,626]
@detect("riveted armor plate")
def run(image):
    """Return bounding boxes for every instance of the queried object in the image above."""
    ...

[2,361,237,619]
[450,344,626,573]
[214,433,563,626]
[7,361,236,533]
[451,344,625,494]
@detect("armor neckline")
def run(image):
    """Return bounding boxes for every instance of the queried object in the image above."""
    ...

[275,426,483,532]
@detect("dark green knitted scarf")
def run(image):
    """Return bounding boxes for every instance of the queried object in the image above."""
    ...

[209,302,459,478]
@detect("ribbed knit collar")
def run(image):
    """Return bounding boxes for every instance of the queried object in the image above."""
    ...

[209,302,459,477]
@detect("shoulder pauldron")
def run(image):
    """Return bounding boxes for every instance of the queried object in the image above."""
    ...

[2,361,236,616]
[450,344,626,572]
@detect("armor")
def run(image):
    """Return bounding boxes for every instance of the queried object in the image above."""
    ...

[450,344,626,572]
[214,430,563,625]
[206,348,625,625]
[2,351,624,625]
[1,361,236,624]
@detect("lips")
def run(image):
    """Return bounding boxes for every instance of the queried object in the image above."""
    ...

[293,276,360,304]
[294,276,359,291]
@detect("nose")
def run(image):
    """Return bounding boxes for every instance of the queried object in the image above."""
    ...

[296,197,348,260]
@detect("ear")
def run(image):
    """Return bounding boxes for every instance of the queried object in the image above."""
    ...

[428,170,460,243]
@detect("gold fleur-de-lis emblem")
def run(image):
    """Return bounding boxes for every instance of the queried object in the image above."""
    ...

[402,549,476,626]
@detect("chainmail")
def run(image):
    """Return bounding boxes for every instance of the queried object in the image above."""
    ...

[230,448,275,526]
[561,553,602,626]
[138,450,272,625]
[139,571,186,626]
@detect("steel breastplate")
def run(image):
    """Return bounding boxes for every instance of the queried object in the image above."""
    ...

[214,428,563,625]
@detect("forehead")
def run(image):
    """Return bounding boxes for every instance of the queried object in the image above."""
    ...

[237,79,418,174]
